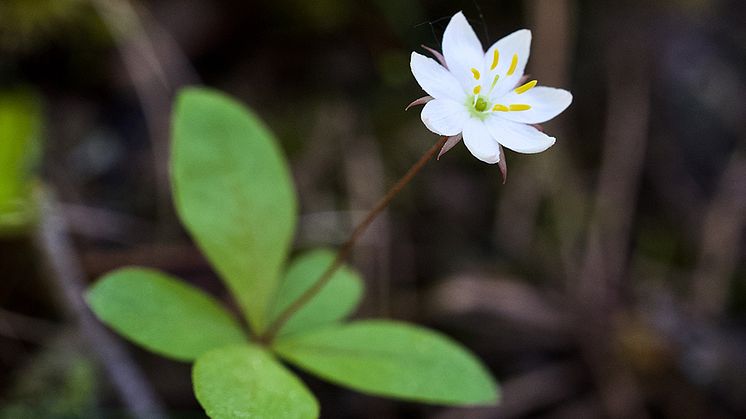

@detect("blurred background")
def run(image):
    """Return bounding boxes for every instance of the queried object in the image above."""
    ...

[1,0,745,417]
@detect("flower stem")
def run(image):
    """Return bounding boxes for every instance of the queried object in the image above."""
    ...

[259,135,448,343]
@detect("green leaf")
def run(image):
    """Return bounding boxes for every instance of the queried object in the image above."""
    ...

[171,87,297,333]
[273,320,500,406]
[86,267,247,361]
[193,344,318,419]
[269,249,363,337]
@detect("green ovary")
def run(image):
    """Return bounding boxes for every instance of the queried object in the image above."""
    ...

[468,95,491,119]
[474,97,488,112]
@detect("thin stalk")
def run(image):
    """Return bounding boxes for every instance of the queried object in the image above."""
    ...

[259,135,448,343]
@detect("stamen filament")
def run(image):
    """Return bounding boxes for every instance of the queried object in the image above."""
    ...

[490,74,500,91]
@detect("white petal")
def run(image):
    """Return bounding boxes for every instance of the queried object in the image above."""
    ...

[498,87,572,124]
[484,29,531,98]
[420,99,469,136]
[462,118,501,163]
[442,12,485,93]
[410,52,466,101]
[485,117,555,154]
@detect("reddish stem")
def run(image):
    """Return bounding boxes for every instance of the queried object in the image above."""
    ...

[259,135,448,343]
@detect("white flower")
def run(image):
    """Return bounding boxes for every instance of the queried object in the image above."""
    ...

[409,12,572,166]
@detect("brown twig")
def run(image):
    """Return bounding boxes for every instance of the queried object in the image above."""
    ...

[691,153,746,318]
[35,191,168,419]
[260,136,448,343]
[89,0,198,236]
[0,307,59,344]
[577,30,651,312]
[574,10,652,419]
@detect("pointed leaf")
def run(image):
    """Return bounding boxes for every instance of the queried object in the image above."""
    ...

[193,344,318,419]
[269,249,363,337]
[171,88,297,333]
[273,320,499,405]
[86,267,247,362]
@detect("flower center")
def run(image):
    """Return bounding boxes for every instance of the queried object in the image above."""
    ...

[474,96,489,112]
[465,78,538,120]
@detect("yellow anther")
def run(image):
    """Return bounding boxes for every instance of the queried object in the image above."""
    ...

[492,104,509,112]
[490,49,500,70]
[470,68,481,80]
[473,85,481,94]
[507,54,518,76]
[515,79,537,94]
[490,74,500,90]
[509,104,531,111]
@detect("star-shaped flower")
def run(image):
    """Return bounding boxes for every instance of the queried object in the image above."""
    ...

[409,12,572,176]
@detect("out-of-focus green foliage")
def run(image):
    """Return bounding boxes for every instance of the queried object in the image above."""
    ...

[193,345,319,419]
[273,320,499,406]
[172,88,298,334]
[0,90,42,235]
[0,0,104,53]
[87,267,248,362]
[269,249,364,337]
[0,337,98,419]
[274,0,352,32]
